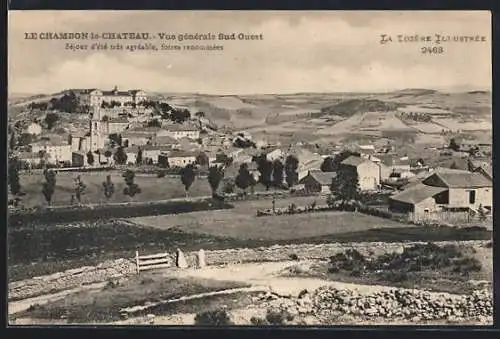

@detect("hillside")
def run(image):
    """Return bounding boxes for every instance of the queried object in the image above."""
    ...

[8,89,491,133]
[320,99,403,117]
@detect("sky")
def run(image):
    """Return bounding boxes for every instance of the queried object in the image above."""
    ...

[8,11,492,95]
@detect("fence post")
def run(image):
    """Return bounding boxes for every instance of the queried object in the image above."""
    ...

[135,250,140,275]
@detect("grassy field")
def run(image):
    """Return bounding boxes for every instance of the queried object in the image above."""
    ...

[129,197,409,240]
[18,171,212,208]
[16,274,250,323]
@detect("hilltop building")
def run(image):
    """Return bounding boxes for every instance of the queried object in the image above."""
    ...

[76,86,148,107]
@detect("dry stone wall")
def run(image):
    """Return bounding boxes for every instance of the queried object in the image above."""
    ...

[9,240,490,302]
[9,258,136,301]
[256,287,492,324]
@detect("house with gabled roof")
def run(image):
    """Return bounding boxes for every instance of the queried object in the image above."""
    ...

[389,169,492,215]
[299,170,337,194]
[340,155,380,191]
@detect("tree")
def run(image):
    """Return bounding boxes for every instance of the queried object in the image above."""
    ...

[136,147,143,165]
[114,146,128,165]
[180,164,196,197]
[73,175,86,204]
[42,169,57,206]
[208,165,224,197]
[235,163,253,194]
[44,112,60,130]
[284,155,299,188]
[8,157,21,197]
[272,159,284,188]
[102,175,115,201]
[222,178,235,194]
[122,170,141,199]
[170,108,191,123]
[255,154,273,190]
[196,152,210,167]
[17,133,34,147]
[449,138,461,152]
[331,150,360,172]
[330,167,360,209]
[195,111,205,118]
[104,150,112,164]
[9,132,16,151]
[320,156,336,172]
[86,151,95,166]
[148,119,162,127]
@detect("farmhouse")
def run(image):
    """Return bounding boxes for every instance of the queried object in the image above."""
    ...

[165,150,198,167]
[357,144,376,156]
[17,152,42,167]
[162,124,200,140]
[30,140,72,164]
[123,146,140,165]
[340,156,380,191]
[25,122,42,136]
[389,170,492,214]
[264,148,285,162]
[121,130,155,147]
[299,170,336,194]
[152,135,179,147]
[106,117,130,134]
[141,145,174,164]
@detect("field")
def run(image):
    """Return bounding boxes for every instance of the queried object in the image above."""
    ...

[18,171,212,208]
[16,274,250,323]
[407,122,446,134]
[9,194,492,282]
[433,118,492,131]
[129,197,409,240]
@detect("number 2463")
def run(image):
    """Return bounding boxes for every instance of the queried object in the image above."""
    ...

[421,46,444,54]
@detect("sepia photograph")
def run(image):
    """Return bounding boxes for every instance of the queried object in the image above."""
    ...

[7,10,493,326]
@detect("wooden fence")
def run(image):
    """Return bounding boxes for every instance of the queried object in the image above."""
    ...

[135,251,173,274]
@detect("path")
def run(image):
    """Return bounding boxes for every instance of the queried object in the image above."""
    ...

[8,282,106,316]
[162,261,459,297]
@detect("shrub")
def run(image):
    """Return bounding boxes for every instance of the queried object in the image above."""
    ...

[485,241,493,248]
[250,316,269,325]
[452,257,482,275]
[103,280,119,290]
[194,309,233,326]
[157,170,166,178]
[265,308,294,325]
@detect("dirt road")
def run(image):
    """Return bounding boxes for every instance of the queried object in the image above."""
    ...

[9,282,106,316]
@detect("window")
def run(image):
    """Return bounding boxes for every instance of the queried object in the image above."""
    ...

[469,190,476,204]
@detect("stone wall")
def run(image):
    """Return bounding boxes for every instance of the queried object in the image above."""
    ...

[9,258,136,301]
[8,240,490,302]
[257,286,492,324]
[184,240,489,266]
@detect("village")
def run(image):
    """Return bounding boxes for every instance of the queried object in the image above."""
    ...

[8,86,493,226]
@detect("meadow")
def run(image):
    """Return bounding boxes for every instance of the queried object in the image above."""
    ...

[18,170,213,208]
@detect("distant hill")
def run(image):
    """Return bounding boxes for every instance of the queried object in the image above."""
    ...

[320,99,403,117]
